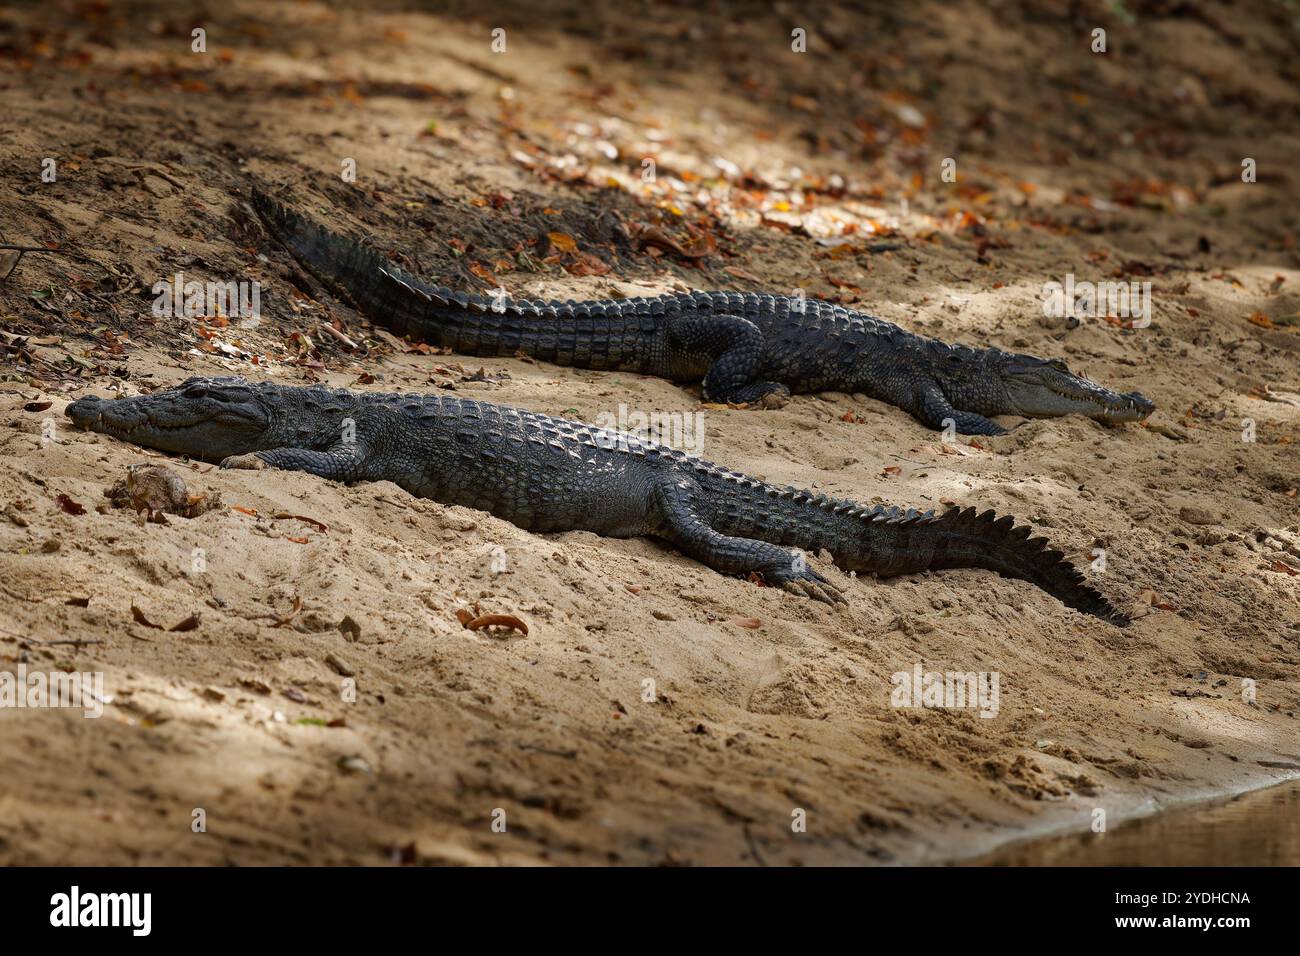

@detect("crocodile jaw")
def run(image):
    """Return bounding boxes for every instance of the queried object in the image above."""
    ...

[999,358,1154,423]
[66,383,272,461]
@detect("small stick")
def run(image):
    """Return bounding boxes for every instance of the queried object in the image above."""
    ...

[317,321,358,350]
[23,638,104,647]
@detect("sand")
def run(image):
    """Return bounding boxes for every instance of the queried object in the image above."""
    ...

[0,0,1297,865]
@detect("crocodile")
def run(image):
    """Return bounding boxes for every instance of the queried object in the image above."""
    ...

[66,377,1128,624]
[251,188,1154,436]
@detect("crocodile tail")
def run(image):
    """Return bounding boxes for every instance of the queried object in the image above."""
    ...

[693,467,1126,624]
[250,186,435,335]
[250,187,659,370]
[853,505,1128,625]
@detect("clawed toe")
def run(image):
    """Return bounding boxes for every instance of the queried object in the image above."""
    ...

[774,566,846,605]
[782,579,845,604]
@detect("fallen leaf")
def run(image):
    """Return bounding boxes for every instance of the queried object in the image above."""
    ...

[635,225,713,260]
[725,266,763,283]
[131,605,162,629]
[462,613,529,636]
[547,232,578,253]
[0,250,22,281]
[56,494,86,516]
[273,595,303,628]
[272,512,329,533]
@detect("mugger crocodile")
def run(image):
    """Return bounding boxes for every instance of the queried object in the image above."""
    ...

[251,188,1154,437]
[66,377,1129,623]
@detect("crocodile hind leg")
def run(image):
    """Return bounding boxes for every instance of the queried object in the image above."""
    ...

[669,313,792,408]
[917,386,1007,436]
[651,479,843,603]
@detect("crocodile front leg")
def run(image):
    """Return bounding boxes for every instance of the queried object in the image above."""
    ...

[668,313,792,408]
[221,443,371,482]
[652,479,843,603]
[917,386,1007,436]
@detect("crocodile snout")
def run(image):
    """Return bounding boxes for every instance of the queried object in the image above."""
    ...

[65,395,104,428]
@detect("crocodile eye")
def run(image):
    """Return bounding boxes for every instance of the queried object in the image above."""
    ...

[1048,358,1069,372]
[183,384,209,399]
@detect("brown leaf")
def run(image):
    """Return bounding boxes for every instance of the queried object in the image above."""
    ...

[131,604,163,629]
[24,401,53,412]
[56,493,86,516]
[169,613,201,632]
[0,250,22,282]
[564,252,611,277]
[725,266,763,283]
[463,613,529,636]
[731,617,762,629]
[272,512,329,533]
[273,595,303,628]
[636,225,712,260]
[547,232,578,253]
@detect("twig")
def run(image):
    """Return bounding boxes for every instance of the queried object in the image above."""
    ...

[743,825,769,867]
[24,638,103,648]
[317,321,358,350]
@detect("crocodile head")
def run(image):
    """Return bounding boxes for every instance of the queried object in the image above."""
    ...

[66,377,279,461]
[936,346,1154,424]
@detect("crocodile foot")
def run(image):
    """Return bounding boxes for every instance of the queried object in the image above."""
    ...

[221,453,267,470]
[763,560,845,605]
[705,380,792,409]
[753,388,792,410]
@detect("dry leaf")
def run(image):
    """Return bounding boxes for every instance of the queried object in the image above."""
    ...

[462,613,529,636]
[547,232,578,253]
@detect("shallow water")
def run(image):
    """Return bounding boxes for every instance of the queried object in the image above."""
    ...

[968,780,1300,866]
